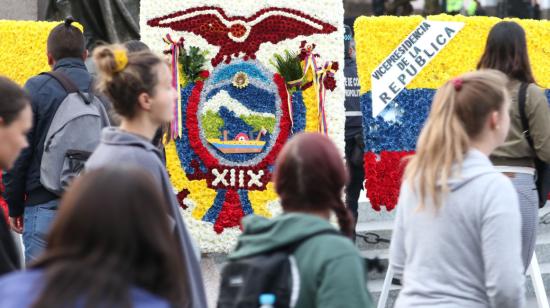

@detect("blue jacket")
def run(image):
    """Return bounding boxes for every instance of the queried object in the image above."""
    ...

[3,58,92,217]
[0,270,170,307]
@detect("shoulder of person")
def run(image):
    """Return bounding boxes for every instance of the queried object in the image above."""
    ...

[302,231,360,260]
[480,172,518,207]
[24,73,55,94]
[526,83,548,102]
[0,270,42,295]
[131,287,171,308]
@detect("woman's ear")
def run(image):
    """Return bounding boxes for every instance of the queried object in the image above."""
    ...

[488,110,500,130]
[137,92,153,111]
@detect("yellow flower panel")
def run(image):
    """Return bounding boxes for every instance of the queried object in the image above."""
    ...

[248,183,277,218]
[303,85,320,132]
[0,20,83,85]
[165,141,217,220]
[355,15,550,93]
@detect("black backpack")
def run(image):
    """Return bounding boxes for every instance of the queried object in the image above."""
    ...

[518,83,550,208]
[217,229,341,308]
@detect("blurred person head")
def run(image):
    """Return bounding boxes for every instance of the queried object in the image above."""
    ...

[405,69,510,209]
[93,44,176,139]
[124,40,150,53]
[30,167,188,307]
[477,21,535,84]
[274,133,354,237]
[47,17,87,68]
[344,25,356,60]
[0,77,32,170]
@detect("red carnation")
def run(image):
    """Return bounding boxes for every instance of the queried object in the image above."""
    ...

[323,76,337,91]
[199,70,210,79]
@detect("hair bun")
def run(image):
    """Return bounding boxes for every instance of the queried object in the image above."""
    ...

[64,16,75,28]
[93,46,119,80]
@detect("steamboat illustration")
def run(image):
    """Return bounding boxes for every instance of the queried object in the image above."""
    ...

[208,129,267,154]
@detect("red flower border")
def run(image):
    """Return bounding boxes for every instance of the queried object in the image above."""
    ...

[363,151,413,211]
[185,73,292,191]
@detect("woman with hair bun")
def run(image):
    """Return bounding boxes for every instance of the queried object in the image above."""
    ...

[85,45,207,308]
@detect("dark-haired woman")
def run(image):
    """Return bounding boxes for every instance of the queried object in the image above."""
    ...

[478,21,550,270]
[228,133,374,308]
[85,45,207,307]
[0,76,31,275]
[0,167,187,307]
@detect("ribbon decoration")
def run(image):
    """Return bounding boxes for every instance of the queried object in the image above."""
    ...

[163,34,185,140]
[286,78,303,129]
[300,43,329,136]
[316,61,336,136]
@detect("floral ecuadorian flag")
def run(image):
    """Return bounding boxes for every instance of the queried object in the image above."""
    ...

[354,15,550,211]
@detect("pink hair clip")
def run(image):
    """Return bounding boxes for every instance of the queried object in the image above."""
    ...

[452,78,463,91]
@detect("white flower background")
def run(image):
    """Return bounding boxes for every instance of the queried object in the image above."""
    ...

[141,0,346,253]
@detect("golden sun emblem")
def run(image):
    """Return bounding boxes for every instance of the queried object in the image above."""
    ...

[232,71,249,89]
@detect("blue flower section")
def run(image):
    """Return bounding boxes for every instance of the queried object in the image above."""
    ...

[202,190,227,223]
[547,90,550,103]
[219,107,254,139]
[206,83,277,114]
[238,190,254,216]
[212,62,270,84]
[176,83,207,174]
[291,91,306,134]
[361,89,434,153]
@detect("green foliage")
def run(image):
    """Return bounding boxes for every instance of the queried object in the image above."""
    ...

[179,46,208,82]
[200,111,276,139]
[271,50,303,92]
[240,115,275,133]
[201,111,225,139]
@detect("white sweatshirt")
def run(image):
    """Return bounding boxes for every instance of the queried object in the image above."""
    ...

[390,149,525,308]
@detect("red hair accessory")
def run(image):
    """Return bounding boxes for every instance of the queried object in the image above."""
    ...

[452,78,463,91]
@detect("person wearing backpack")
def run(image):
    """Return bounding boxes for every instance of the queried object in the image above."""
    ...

[390,70,525,308]
[2,18,106,264]
[85,44,207,308]
[219,133,374,308]
[478,21,550,271]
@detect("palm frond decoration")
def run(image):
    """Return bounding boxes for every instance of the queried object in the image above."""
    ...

[271,50,303,92]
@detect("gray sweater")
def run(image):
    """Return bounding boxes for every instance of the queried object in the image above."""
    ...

[85,128,207,308]
[390,149,525,308]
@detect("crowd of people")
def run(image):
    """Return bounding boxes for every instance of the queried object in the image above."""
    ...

[0,13,547,308]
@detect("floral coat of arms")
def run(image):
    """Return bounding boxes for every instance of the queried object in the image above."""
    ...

[140,0,346,252]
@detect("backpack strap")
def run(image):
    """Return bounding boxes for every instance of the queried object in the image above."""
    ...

[40,71,92,105]
[41,71,79,93]
[518,82,535,149]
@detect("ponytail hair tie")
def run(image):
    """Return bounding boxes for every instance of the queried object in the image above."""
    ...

[452,78,463,91]
[113,49,128,73]
[64,16,75,28]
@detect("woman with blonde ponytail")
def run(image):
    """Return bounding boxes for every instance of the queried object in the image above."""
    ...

[227,133,374,308]
[390,70,525,308]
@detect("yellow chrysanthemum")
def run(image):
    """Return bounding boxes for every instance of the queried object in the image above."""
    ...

[355,15,550,93]
[0,20,83,85]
